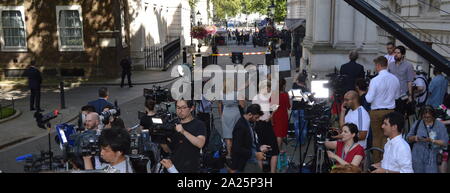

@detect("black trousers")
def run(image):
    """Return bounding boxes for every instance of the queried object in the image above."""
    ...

[121,71,132,87]
[30,87,41,110]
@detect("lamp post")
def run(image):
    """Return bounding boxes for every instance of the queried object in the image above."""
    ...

[196,11,201,53]
[196,11,201,26]
[190,14,194,46]
[268,1,275,26]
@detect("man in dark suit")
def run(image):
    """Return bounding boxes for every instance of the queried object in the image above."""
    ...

[24,60,43,111]
[120,56,133,88]
[340,50,365,93]
[229,104,271,173]
[88,87,114,114]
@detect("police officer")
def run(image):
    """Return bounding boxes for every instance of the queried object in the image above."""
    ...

[24,60,43,112]
[120,56,133,88]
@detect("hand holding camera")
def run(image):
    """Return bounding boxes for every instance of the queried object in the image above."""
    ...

[260,145,271,153]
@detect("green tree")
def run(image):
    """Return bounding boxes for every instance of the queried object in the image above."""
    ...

[212,0,286,22]
[274,0,287,22]
[212,0,242,19]
[189,0,199,8]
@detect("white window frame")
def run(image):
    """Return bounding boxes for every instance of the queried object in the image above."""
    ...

[56,5,84,52]
[0,6,28,52]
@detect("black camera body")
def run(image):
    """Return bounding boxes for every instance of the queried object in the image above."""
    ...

[149,110,180,137]
[144,85,172,104]
[99,108,120,125]
[304,101,337,141]
[34,110,59,129]
[65,130,100,158]
[324,71,346,98]
[129,128,154,157]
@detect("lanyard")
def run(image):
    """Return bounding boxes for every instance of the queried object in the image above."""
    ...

[422,121,436,149]
[341,143,356,161]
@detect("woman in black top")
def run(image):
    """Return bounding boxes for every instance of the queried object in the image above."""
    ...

[139,98,170,152]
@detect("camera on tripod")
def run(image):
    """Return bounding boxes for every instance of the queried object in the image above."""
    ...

[323,69,346,99]
[34,110,59,129]
[144,85,172,104]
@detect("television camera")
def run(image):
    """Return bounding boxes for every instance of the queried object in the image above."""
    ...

[323,67,347,99]
[144,85,173,104]
[99,108,120,125]
[52,124,100,169]
[148,110,180,137]
[34,110,59,129]
[288,88,336,173]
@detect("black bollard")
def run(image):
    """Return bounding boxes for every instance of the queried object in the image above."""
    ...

[183,47,187,63]
[59,81,66,109]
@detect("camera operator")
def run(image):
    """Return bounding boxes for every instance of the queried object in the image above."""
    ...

[365,56,400,163]
[325,123,365,167]
[338,91,370,149]
[339,50,365,93]
[139,97,171,153]
[101,105,124,130]
[83,127,133,173]
[78,105,96,131]
[229,104,271,173]
[160,99,206,173]
[88,87,114,114]
[407,106,448,173]
[85,112,100,134]
[370,112,413,173]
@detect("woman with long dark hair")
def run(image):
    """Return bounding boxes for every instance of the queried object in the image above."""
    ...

[325,123,365,166]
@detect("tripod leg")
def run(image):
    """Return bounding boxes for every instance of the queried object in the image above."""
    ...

[299,130,313,172]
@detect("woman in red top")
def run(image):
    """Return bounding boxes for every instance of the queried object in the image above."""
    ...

[272,78,291,153]
[325,123,365,166]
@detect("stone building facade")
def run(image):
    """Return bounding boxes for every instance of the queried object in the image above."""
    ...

[377,0,450,74]
[301,0,379,77]
[299,0,450,78]
[0,0,128,80]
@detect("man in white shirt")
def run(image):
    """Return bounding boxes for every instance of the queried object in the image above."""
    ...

[339,91,370,149]
[365,56,400,163]
[384,42,396,64]
[371,112,413,173]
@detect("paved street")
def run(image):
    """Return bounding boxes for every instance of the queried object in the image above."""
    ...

[0,40,307,173]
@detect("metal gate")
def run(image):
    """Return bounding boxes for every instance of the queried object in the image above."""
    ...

[144,38,181,70]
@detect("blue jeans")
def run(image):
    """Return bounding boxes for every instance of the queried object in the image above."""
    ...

[292,109,308,145]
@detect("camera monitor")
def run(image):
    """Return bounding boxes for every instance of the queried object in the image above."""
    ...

[152,118,163,124]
